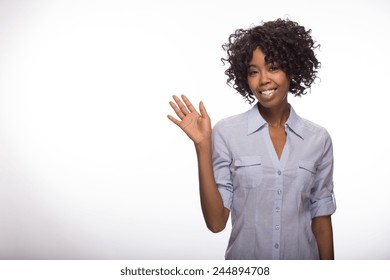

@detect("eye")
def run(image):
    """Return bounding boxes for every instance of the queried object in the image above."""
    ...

[248,69,259,77]
[269,64,280,72]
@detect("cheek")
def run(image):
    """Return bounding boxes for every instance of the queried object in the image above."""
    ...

[274,76,290,92]
[247,78,257,92]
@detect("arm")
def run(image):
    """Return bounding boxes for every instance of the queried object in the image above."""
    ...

[195,139,230,232]
[312,215,334,260]
[168,95,229,233]
[310,130,336,259]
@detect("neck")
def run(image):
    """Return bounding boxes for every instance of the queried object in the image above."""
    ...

[257,102,290,128]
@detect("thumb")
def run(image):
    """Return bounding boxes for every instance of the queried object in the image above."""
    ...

[199,101,209,118]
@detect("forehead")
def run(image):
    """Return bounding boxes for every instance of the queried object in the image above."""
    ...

[249,48,267,65]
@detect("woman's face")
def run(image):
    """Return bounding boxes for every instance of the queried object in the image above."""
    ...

[247,48,290,108]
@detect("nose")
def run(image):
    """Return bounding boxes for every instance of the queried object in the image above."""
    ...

[259,70,270,86]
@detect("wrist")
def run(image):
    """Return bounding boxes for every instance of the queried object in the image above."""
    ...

[195,138,212,153]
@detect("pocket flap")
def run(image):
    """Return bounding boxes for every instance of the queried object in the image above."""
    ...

[235,156,262,167]
[298,160,317,173]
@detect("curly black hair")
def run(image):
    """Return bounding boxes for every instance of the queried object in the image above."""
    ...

[222,18,321,104]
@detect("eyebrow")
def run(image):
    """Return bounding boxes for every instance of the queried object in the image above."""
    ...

[248,62,279,68]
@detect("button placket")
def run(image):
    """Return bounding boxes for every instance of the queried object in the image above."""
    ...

[272,166,283,259]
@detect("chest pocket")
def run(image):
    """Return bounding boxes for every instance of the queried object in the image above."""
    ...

[234,156,263,188]
[298,160,317,193]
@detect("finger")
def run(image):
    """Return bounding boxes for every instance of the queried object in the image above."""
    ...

[169,101,184,119]
[199,101,209,118]
[181,95,197,113]
[167,114,181,126]
[172,95,190,116]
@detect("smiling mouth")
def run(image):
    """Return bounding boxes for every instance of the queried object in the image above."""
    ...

[260,88,277,96]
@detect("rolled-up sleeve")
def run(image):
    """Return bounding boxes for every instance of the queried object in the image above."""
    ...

[212,121,233,210]
[310,130,336,218]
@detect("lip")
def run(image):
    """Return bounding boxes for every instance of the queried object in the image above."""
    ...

[259,87,278,96]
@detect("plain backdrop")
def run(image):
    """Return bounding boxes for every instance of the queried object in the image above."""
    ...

[0,0,389,259]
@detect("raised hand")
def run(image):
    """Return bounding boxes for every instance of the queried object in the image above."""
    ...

[167,95,211,144]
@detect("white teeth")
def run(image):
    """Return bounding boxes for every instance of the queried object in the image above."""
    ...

[261,89,275,96]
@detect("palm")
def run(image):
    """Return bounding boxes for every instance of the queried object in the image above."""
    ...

[179,111,210,144]
[168,95,211,144]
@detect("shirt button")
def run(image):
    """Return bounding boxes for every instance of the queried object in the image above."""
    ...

[276,207,280,212]
[277,170,282,175]
[277,189,282,195]
[274,243,279,249]
[275,225,280,230]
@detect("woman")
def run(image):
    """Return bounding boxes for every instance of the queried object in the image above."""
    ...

[167,18,336,260]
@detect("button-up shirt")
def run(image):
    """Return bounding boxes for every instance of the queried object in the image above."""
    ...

[212,104,336,260]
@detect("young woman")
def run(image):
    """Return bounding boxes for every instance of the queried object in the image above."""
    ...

[168,18,336,260]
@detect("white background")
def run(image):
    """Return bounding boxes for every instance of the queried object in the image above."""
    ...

[0,0,389,259]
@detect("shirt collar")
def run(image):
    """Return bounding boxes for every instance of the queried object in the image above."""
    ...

[285,106,304,140]
[247,104,267,135]
[247,103,305,139]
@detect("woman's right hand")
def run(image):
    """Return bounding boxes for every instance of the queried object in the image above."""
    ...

[167,95,211,145]
[168,95,229,232]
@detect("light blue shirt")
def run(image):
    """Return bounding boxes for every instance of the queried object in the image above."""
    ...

[212,104,336,260]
